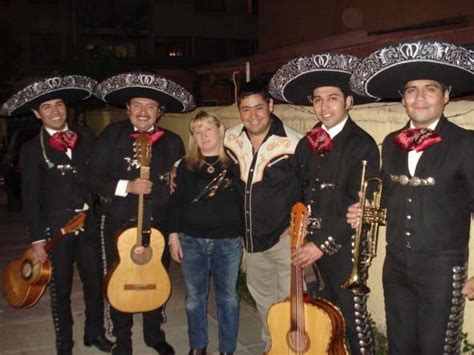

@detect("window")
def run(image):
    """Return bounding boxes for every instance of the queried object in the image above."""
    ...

[83,39,137,58]
[232,39,257,57]
[155,37,191,57]
[195,0,225,12]
[30,0,58,3]
[195,37,227,59]
[245,0,258,15]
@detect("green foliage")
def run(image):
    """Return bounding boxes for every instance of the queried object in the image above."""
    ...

[462,332,474,354]
[369,315,388,355]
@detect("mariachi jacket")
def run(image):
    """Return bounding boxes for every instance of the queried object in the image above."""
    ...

[20,126,95,242]
[382,116,474,252]
[86,120,185,234]
[295,117,380,256]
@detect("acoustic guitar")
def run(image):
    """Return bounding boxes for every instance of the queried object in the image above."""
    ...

[267,203,348,355]
[2,212,86,308]
[106,132,171,313]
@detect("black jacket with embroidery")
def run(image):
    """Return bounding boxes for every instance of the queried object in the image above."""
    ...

[86,120,185,234]
[295,117,380,255]
[20,127,95,242]
[382,116,474,252]
[224,115,302,253]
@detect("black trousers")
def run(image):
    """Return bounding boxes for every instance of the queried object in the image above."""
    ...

[102,215,170,352]
[48,211,105,351]
[312,245,375,355]
[383,245,468,355]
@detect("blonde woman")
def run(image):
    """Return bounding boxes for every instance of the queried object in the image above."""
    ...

[168,111,242,355]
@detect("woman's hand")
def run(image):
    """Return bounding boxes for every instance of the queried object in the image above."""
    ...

[168,233,183,263]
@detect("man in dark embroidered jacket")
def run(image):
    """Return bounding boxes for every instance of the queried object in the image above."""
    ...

[224,81,301,350]
[269,53,380,355]
[349,40,474,354]
[88,72,194,355]
[1,75,113,355]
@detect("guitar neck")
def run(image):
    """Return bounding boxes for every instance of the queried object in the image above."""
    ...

[136,165,150,245]
[44,230,66,253]
[290,255,306,331]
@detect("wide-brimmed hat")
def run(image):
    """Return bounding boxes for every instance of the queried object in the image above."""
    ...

[95,72,195,113]
[350,40,474,100]
[269,53,373,105]
[1,75,97,117]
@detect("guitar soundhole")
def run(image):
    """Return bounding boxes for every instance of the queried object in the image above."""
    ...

[21,260,33,280]
[130,245,153,265]
[287,330,310,353]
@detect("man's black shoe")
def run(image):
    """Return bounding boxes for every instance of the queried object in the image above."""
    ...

[56,347,72,355]
[111,340,132,355]
[150,341,175,355]
[84,335,114,352]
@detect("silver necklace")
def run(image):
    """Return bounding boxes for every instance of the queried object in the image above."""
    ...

[203,158,219,174]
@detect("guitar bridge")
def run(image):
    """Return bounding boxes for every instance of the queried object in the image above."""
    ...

[124,284,156,290]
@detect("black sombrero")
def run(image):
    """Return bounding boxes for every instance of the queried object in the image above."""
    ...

[350,40,474,100]
[1,75,97,117]
[95,72,196,113]
[269,53,374,105]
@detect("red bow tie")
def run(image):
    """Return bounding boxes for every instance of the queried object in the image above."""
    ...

[130,128,165,145]
[49,130,78,152]
[306,127,333,153]
[393,128,442,152]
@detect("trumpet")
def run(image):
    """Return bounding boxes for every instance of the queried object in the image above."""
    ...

[342,160,386,295]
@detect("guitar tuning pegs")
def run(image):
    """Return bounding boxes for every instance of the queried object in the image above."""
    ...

[74,227,85,235]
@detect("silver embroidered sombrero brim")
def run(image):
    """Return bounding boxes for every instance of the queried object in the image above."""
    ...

[95,72,196,113]
[350,40,474,100]
[269,53,374,105]
[1,75,97,117]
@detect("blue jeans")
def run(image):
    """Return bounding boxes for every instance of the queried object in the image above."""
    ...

[180,235,242,352]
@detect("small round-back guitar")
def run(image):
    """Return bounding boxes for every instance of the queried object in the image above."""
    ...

[2,212,86,308]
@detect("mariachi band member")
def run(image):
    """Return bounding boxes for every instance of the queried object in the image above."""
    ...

[349,40,474,354]
[269,53,380,355]
[1,75,113,354]
[88,72,194,355]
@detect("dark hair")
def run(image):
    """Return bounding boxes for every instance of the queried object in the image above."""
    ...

[400,80,451,95]
[237,81,271,106]
[31,97,66,112]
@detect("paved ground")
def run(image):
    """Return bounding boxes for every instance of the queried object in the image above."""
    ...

[0,191,266,355]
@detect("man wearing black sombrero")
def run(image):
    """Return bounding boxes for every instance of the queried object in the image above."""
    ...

[1,75,113,354]
[269,53,380,355]
[348,40,474,354]
[88,72,194,355]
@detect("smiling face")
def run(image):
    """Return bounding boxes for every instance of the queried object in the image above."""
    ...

[127,97,161,132]
[401,79,449,128]
[190,118,223,156]
[32,98,68,131]
[310,86,352,129]
[238,94,274,140]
